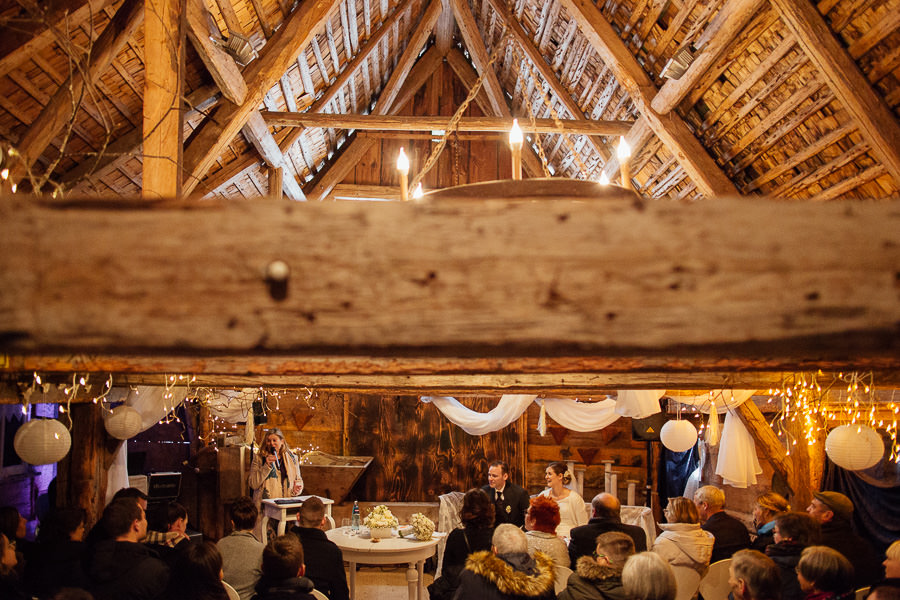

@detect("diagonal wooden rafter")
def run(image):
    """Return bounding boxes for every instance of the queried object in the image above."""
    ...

[601,0,765,184]
[305,0,444,201]
[9,0,144,187]
[768,0,900,187]
[182,0,339,195]
[558,0,738,196]
[185,0,304,199]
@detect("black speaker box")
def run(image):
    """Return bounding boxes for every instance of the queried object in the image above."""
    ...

[632,411,668,441]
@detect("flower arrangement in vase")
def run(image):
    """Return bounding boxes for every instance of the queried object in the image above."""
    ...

[363,505,398,539]
[400,513,435,541]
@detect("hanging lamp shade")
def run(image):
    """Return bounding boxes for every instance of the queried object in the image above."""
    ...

[14,418,72,465]
[660,419,698,453]
[104,405,143,440]
[825,424,883,471]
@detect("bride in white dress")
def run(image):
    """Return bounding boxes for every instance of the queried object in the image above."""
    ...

[538,461,588,538]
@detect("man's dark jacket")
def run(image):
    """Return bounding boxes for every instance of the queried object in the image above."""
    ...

[452,550,556,600]
[701,511,750,563]
[88,539,169,600]
[482,483,531,528]
[252,576,317,600]
[288,525,349,600]
[568,517,647,565]
[819,518,883,588]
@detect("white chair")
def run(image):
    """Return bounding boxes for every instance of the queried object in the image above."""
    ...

[671,565,703,600]
[555,565,573,594]
[223,581,240,600]
[311,590,328,600]
[856,587,871,600]
[434,491,465,578]
[698,559,733,600]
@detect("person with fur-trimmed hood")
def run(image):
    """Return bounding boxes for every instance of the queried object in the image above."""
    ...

[558,531,636,600]
[452,524,556,600]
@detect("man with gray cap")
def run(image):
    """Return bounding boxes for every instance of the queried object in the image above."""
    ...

[806,490,881,587]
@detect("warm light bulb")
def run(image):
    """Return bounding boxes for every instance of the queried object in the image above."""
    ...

[412,183,423,199]
[617,136,631,160]
[509,119,523,145]
[598,172,610,185]
[1,168,8,180]
[396,147,409,173]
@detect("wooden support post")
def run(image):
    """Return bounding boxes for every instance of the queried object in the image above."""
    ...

[735,401,797,494]
[144,0,184,198]
[269,167,284,200]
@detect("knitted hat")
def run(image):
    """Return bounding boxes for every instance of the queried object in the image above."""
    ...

[813,491,853,520]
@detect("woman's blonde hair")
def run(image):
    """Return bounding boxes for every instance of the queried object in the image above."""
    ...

[665,497,700,524]
[756,491,790,515]
[258,428,288,458]
[886,540,900,561]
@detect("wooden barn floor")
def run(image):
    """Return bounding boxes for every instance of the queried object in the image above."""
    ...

[350,565,435,600]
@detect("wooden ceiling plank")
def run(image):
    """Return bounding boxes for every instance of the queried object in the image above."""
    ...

[242,111,307,200]
[143,0,183,198]
[182,0,340,196]
[0,0,119,79]
[386,46,443,115]
[811,164,886,202]
[249,0,276,38]
[449,0,507,117]
[3,195,899,361]
[435,0,455,55]
[772,141,869,199]
[769,0,900,187]
[262,112,633,135]
[186,0,248,105]
[213,0,246,35]
[9,0,144,187]
[559,0,738,196]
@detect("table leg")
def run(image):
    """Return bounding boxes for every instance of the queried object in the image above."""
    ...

[260,514,270,545]
[349,561,357,600]
[406,562,418,600]
[417,559,425,600]
[277,509,287,536]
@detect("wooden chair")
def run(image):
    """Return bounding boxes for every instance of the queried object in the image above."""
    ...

[856,587,871,600]
[671,565,703,600]
[311,590,328,600]
[698,559,733,600]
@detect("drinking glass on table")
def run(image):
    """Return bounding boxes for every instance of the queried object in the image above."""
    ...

[341,518,351,533]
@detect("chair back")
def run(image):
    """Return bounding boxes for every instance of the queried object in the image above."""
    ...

[555,565,573,594]
[671,565,703,600]
[698,559,733,600]
[856,587,871,600]
[222,581,240,600]
[435,491,465,578]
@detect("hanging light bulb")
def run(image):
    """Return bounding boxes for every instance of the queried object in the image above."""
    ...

[412,182,423,199]
[509,119,523,181]
[397,147,409,202]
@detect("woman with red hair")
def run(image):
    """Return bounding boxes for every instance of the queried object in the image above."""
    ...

[526,495,571,567]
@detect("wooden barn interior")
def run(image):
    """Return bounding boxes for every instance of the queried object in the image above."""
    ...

[1,0,900,592]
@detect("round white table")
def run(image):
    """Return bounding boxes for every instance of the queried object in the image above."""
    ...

[326,527,443,600]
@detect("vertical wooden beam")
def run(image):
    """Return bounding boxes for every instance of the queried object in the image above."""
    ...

[269,166,284,199]
[768,0,900,187]
[144,0,184,198]
[9,0,144,187]
[735,400,798,495]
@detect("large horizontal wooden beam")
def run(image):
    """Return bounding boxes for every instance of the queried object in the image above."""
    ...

[1,192,898,367]
[261,112,633,135]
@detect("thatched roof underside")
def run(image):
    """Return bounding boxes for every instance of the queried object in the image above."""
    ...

[1,0,898,201]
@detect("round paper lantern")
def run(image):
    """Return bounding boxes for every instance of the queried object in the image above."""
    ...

[825,424,883,471]
[14,418,72,465]
[660,419,698,453]
[105,405,143,440]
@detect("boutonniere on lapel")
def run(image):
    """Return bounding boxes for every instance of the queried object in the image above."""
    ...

[505,505,511,513]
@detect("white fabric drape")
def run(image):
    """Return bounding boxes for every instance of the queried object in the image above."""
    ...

[614,390,666,418]
[542,397,620,431]
[669,390,755,414]
[715,411,762,488]
[420,395,536,435]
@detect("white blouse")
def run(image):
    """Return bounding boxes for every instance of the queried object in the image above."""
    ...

[539,488,588,538]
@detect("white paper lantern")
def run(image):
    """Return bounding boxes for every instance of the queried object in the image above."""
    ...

[825,424,883,471]
[105,405,143,440]
[660,419,698,453]
[14,418,72,465]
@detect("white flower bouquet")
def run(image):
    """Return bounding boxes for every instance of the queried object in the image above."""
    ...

[401,512,435,541]
[363,505,399,530]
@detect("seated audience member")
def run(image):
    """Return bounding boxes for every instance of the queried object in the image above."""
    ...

[0,506,31,578]
[218,497,264,600]
[653,497,714,577]
[538,462,588,538]
[805,491,881,588]
[51,589,94,600]
[795,546,854,600]
[165,540,230,600]
[29,507,89,597]
[622,552,677,600]
[882,540,900,585]
[452,523,555,600]
[728,549,782,600]
[1,532,28,600]
[148,502,190,563]
[751,492,791,552]
[429,488,495,600]
[569,493,647,566]
[868,587,900,600]
[252,534,317,600]
[288,497,349,600]
[694,485,751,563]
[765,512,820,600]
[558,531,636,600]
[524,495,570,568]
[88,497,169,600]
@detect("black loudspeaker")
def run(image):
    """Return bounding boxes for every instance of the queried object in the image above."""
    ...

[252,399,267,425]
[632,412,668,441]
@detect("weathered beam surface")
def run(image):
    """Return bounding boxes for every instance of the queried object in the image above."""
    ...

[768,0,900,188]
[262,112,633,135]
[1,194,898,362]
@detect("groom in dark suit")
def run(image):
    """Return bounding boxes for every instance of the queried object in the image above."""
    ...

[481,460,530,527]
